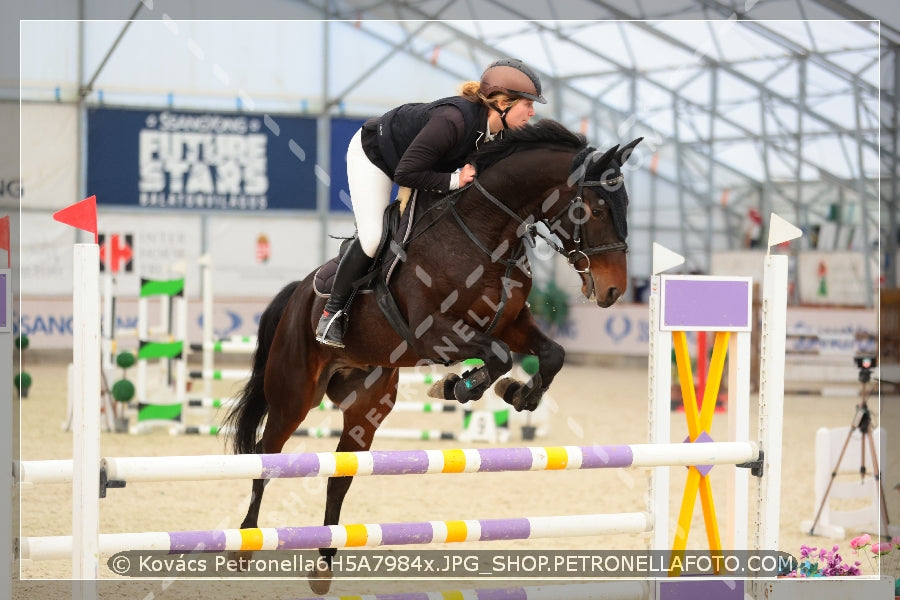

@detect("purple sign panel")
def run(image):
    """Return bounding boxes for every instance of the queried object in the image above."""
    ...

[660,276,751,331]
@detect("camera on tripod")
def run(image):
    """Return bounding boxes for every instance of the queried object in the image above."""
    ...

[808,353,891,536]
[854,355,876,383]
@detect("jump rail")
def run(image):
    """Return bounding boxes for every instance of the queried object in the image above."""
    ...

[21,512,652,561]
[16,442,759,485]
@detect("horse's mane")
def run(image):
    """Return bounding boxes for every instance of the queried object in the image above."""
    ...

[471,119,587,173]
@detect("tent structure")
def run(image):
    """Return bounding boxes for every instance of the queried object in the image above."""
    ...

[6,0,896,300]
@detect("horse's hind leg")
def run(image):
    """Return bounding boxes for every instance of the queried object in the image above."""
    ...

[235,309,329,530]
[231,365,327,574]
[309,367,398,594]
[241,373,327,529]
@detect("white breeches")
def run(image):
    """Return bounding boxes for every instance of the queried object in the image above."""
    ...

[346,128,394,258]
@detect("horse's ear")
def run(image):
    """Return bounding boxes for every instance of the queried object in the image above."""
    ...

[590,145,619,170]
[616,137,643,165]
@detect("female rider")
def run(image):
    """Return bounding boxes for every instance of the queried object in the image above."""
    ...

[316,58,546,348]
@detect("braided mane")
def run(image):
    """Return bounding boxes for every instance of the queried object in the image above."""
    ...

[471,119,587,173]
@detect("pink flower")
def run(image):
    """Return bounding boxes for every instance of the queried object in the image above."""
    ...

[850,534,871,550]
[872,541,893,556]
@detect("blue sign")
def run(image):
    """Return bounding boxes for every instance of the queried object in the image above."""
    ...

[87,108,318,210]
[329,117,367,212]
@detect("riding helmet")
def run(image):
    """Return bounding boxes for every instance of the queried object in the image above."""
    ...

[480,58,547,104]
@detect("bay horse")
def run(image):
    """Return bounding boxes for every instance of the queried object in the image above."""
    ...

[223,119,641,592]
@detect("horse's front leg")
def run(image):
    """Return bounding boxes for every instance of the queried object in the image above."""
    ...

[422,320,515,404]
[493,308,565,411]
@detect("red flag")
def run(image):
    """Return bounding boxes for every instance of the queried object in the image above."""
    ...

[0,215,9,268]
[53,195,98,243]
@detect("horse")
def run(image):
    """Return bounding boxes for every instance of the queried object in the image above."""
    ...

[223,119,641,592]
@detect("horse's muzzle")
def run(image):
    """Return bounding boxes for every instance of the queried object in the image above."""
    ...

[598,286,622,307]
[582,271,624,308]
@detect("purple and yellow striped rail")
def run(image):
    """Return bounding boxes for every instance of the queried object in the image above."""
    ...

[98,442,757,484]
[21,513,651,561]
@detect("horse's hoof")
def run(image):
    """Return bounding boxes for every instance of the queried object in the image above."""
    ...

[496,377,544,412]
[522,394,543,412]
[308,558,333,595]
[521,385,548,412]
[496,377,525,411]
[428,374,459,400]
[494,377,514,399]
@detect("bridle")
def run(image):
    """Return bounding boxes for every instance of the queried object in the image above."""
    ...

[466,163,628,273]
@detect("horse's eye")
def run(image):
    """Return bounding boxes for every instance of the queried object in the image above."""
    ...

[592,208,602,217]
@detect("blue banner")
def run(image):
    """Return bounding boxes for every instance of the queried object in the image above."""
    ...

[329,116,367,212]
[87,107,318,210]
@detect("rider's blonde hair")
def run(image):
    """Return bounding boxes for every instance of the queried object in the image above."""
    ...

[459,81,522,111]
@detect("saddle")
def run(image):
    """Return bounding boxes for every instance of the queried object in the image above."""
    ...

[313,189,417,298]
[313,189,422,346]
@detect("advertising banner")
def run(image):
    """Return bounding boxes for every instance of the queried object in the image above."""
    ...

[87,107,318,211]
[208,215,326,297]
[329,116,367,212]
[96,213,203,297]
[560,302,650,356]
[18,212,203,297]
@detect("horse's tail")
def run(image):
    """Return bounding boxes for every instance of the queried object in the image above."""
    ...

[223,281,302,455]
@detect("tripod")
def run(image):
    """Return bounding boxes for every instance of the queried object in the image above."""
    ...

[807,369,892,537]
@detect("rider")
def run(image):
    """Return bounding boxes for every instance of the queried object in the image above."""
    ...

[316,58,546,348]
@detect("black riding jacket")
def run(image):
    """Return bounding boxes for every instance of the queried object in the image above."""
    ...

[361,96,489,194]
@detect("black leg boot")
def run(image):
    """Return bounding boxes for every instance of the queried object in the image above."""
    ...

[315,239,373,348]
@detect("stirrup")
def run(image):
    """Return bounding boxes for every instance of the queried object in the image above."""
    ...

[315,310,346,348]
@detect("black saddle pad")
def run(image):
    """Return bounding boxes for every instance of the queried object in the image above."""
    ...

[313,192,418,298]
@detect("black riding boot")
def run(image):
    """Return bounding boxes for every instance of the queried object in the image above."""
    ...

[315,239,373,348]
